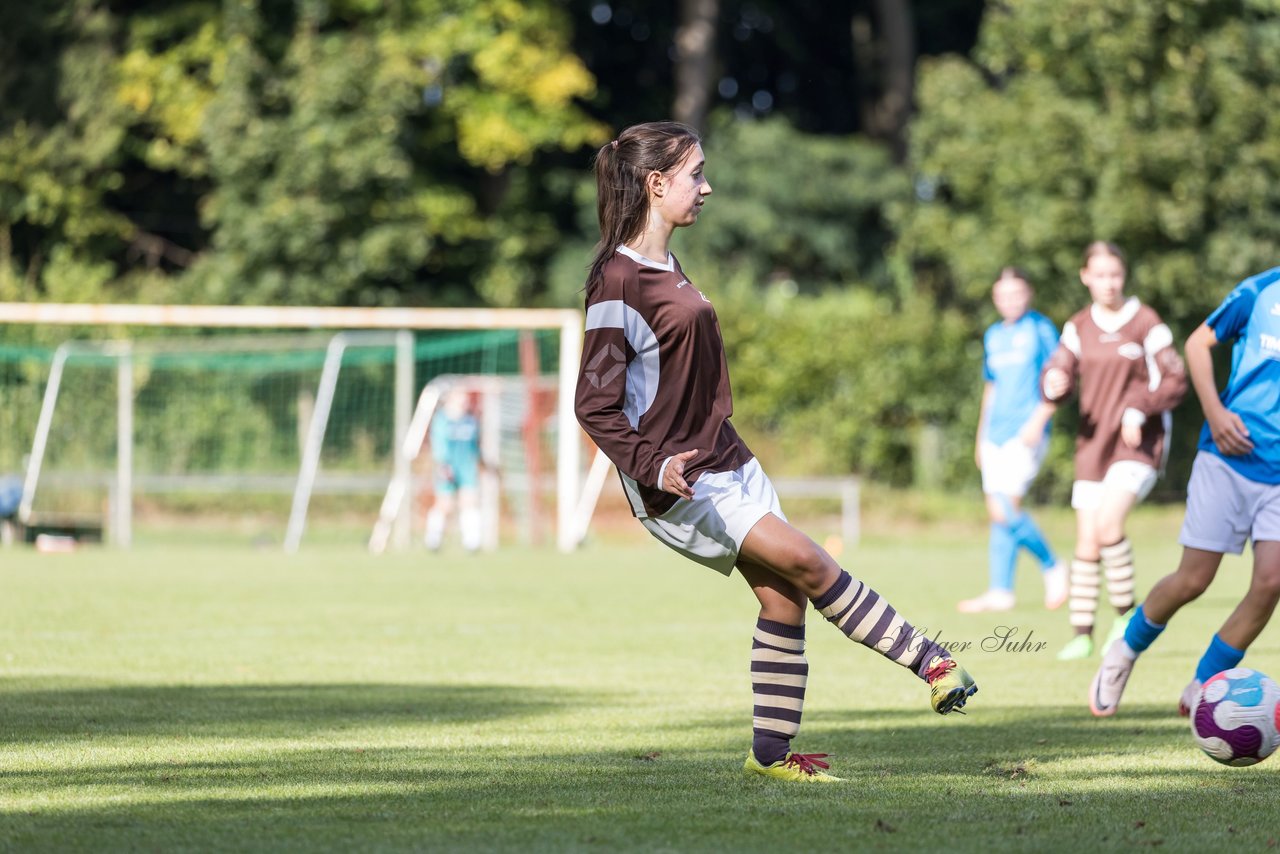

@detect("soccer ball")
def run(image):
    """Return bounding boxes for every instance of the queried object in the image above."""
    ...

[1190,668,1280,767]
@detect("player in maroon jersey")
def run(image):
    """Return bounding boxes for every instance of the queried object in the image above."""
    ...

[1042,242,1188,660]
[574,121,977,783]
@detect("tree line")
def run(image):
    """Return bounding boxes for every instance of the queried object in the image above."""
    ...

[3,0,1276,494]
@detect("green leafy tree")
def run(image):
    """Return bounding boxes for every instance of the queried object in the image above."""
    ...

[1,0,606,308]
[899,0,1280,322]
[896,0,1280,492]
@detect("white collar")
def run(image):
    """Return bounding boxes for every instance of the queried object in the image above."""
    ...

[1090,296,1140,333]
[616,244,674,271]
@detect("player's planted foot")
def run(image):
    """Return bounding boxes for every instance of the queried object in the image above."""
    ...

[957,589,1015,614]
[1089,638,1137,717]
[1101,610,1133,657]
[1056,633,1094,661]
[744,750,843,782]
[1042,563,1068,610]
[924,656,978,714]
[1178,678,1203,718]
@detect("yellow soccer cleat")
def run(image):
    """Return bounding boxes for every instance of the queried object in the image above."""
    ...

[923,655,978,714]
[743,750,844,783]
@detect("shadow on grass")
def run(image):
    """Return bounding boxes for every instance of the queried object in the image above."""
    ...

[0,678,596,743]
[2,687,1278,853]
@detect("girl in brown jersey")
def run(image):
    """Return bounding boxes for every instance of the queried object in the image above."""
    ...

[1042,242,1188,661]
[574,121,977,783]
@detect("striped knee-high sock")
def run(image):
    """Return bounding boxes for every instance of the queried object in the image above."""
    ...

[812,570,947,680]
[750,618,807,766]
[1069,558,1101,633]
[1100,538,1135,612]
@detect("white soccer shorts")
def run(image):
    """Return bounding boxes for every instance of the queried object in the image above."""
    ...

[1071,460,1158,510]
[980,437,1048,497]
[1180,451,1280,555]
[640,457,785,576]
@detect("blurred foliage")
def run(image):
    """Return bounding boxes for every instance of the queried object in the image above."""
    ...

[7,0,1270,495]
[677,116,911,293]
[895,0,1280,492]
[0,0,606,307]
[717,284,974,486]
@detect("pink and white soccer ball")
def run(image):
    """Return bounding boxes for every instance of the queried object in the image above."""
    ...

[1190,668,1280,767]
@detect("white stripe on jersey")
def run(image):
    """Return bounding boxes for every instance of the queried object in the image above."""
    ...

[585,299,661,429]
[1060,321,1082,357]
[1143,323,1173,392]
[615,244,674,271]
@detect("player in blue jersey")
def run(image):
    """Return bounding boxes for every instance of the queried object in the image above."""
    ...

[959,269,1067,613]
[1089,266,1280,717]
[424,389,483,552]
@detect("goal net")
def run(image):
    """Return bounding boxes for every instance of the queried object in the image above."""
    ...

[0,304,584,551]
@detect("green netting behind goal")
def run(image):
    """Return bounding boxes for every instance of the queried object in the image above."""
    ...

[0,326,561,539]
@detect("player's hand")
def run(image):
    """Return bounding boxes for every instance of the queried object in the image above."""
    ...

[1207,407,1254,456]
[1043,368,1069,401]
[1017,422,1043,449]
[661,449,699,500]
[1120,422,1143,449]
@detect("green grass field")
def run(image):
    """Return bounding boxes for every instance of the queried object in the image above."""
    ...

[2,506,1279,852]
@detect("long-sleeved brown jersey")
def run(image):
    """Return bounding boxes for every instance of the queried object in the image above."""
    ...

[1042,297,1188,481]
[574,246,753,518]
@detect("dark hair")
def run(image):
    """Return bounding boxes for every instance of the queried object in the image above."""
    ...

[1082,241,1126,269]
[996,266,1032,287]
[586,121,702,290]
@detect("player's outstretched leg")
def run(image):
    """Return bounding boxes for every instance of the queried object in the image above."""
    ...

[813,569,978,714]
[1088,602,1166,716]
[1088,637,1136,717]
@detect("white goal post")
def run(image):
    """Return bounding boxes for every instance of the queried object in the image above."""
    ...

[0,303,585,552]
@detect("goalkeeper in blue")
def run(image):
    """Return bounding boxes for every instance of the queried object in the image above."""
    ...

[958,269,1066,614]
[1090,267,1280,717]
[424,389,483,553]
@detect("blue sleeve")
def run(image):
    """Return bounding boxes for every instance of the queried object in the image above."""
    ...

[430,415,447,459]
[1206,274,1273,342]
[1036,316,1060,365]
[981,328,994,382]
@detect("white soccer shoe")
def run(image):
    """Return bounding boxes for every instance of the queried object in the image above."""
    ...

[1089,638,1137,717]
[957,589,1015,614]
[1178,678,1202,718]
[1042,563,1068,610]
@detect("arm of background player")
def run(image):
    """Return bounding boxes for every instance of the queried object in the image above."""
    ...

[1120,322,1188,425]
[574,298,669,491]
[1018,316,1060,444]
[975,381,994,468]
[1041,324,1080,403]
[1186,322,1253,455]
[1018,400,1058,447]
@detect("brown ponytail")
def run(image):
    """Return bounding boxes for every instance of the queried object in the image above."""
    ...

[586,121,701,291]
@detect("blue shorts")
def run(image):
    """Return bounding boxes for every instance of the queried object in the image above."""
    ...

[436,461,479,494]
[1180,452,1280,554]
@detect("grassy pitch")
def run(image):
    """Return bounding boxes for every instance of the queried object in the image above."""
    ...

[1,507,1278,851]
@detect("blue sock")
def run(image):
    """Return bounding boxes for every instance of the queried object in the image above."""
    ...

[1007,510,1057,569]
[1122,603,1165,653]
[989,522,1016,592]
[1195,633,1245,683]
